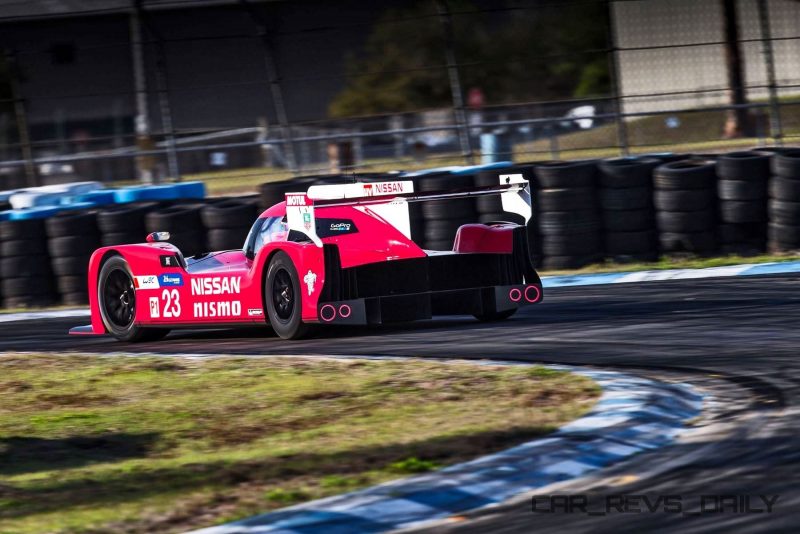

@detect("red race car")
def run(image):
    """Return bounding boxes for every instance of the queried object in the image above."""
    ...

[70,174,542,341]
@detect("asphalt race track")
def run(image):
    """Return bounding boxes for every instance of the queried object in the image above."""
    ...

[2,275,799,533]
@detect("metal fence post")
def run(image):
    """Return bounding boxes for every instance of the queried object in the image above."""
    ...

[240,0,299,174]
[435,0,474,165]
[5,49,38,187]
[756,0,783,145]
[129,4,154,184]
[606,1,629,156]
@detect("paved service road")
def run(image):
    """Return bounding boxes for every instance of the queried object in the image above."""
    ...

[1,275,798,532]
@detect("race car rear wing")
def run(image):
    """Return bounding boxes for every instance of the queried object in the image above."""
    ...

[286,174,531,247]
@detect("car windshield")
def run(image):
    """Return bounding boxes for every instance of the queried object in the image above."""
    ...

[250,216,288,255]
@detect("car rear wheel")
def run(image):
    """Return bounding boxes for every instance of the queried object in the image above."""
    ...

[265,251,310,340]
[98,256,169,342]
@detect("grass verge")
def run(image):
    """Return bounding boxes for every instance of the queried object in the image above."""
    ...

[0,354,599,534]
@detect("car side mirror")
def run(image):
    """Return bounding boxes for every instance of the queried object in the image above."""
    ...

[146,231,171,243]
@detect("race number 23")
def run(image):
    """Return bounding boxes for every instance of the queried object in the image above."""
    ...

[161,289,181,318]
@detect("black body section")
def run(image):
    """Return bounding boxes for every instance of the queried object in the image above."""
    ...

[319,226,541,324]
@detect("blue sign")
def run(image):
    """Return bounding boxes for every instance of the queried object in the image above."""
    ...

[159,273,184,287]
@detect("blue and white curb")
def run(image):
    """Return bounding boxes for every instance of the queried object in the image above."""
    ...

[192,366,703,534]
[542,259,800,288]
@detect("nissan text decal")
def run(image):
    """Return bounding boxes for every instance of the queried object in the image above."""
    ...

[363,182,407,196]
[191,276,243,318]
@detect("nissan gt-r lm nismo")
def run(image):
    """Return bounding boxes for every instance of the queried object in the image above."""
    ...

[70,174,543,341]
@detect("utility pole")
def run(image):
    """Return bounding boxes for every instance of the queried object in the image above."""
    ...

[606,1,629,156]
[756,0,782,145]
[435,0,474,164]
[239,0,299,173]
[134,0,180,182]
[721,0,750,138]
[129,2,155,183]
[5,49,38,187]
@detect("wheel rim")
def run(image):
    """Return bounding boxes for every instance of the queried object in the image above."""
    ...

[103,269,136,328]
[272,269,294,321]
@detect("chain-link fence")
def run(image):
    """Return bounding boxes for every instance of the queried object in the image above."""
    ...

[0,0,799,192]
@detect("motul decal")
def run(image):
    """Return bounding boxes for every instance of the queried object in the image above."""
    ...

[193,301,242,318]
[190,276,241,296]
[286,194,309,206]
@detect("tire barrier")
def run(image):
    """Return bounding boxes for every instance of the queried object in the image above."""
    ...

[145,204,207,258]
[533,160,602,270]
[97,202,159,247]
[45,211,101,305]
[598,157,659,262]
[201,199,259,251]
[418,173,476,250]
[0,219,56,308]
[716,151,769,254]
[654,160,719,254]
[768,149,800,251]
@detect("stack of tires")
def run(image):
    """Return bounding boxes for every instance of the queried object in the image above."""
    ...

[768,149,800,252]
[597,158,659,262]
[201,199,259,251]
[533,160,602,270]
[46,211,101,305]
[474,167,534,259]
[98,202,158,246]
[715,151,769,254]
[0,219,56,307]
[654,160,718,254]
[145,205,207,257]
[418,173,476,250]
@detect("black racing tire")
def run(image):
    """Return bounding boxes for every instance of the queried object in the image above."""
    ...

[597,157,659,188]
[768,222,800,247]
[477,213,525,225]
[653,161,716,190]
[771,149,800,179]
[145,205,203,232]
[166,231,206,258]
[1,239,47,257]
[768,176,800,201]
[719,200,766,223]
[56,275,87,294]
[751,146,785,157]
[474,308,516,322]
[61,291,90,306]
[537,188,595,212]
[1,276,54,298]
[605,230,656,255]
[264,251,310,340]
[45,211,98,238]
[424,220,464,241]
[659,231,717,253]
[207,228,248,251]
[656,210,715,232]
[599,186,651,211]
[533,160,596,188]
[200,201,258,229]
[421,200,476,220]
[717,179,766,201]
[716,151,770,181]
[97,255,156,342]
[767,199,800,225]
[1,256,51,278]
[51,255,89,277]
[654,189,716,212]
[48,236,99,258]
[0,219,45,241]
[601,209,653,232]
[541,232,601,256]
[719,223,766,245]
[475,195,503,214]
[97,203,156,234]
[538,210,599,234]
[423,239,454,250]
[418,173,475,192]
[101,232,142,247]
